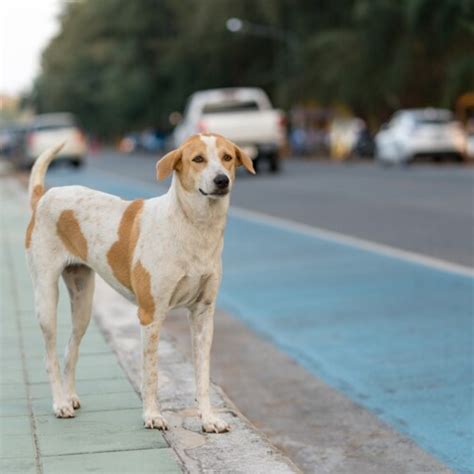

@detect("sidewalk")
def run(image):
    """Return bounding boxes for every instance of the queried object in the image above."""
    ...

[0,174,299,473]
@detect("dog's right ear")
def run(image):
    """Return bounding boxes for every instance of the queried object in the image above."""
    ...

[156,149,182,180]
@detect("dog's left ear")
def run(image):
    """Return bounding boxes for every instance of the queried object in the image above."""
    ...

[234,145,256,174]
[156,148,182,180]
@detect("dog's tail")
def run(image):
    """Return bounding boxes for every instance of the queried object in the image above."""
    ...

[28,142,65,211]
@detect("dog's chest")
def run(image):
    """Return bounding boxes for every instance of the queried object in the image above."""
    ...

[169,273,211,308]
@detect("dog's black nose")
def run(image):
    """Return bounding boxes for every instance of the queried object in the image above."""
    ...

[214,174,230,189]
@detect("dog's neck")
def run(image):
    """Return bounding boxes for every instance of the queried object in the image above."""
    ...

[168,174,229,230]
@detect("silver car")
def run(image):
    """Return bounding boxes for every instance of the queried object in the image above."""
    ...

[13,113,87,168]
[375,108,467,164]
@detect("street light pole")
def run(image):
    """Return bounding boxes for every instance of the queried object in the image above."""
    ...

[226,17,299,51]
[225,17,300,105]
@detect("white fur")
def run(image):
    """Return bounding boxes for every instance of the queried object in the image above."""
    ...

[199,134,232,195]
[26,135,238,432]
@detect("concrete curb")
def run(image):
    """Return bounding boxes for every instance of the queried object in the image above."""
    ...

[93,277,301,473]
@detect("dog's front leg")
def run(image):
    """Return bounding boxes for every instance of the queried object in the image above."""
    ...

[190,303,230,433]
[141,319,168,430]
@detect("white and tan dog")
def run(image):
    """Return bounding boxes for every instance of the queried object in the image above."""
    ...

[25,133,255,432]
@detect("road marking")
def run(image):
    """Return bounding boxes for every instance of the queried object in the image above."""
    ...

[230,206,474,278]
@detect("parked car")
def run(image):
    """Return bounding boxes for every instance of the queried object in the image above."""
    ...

[3,124,30,160]
[375,108,467,164]
[12,113,87,168]
[0,125,18,156]
[172,87,287,172]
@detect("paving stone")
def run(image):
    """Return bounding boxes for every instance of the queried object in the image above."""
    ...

[32,390,142,415]
[1,366,31,384]
[0,382,28,400]
[0,457,36,473]
[0,433,35,458]
[0,397,29,417]
[36,409,168,456]
[27,360,124,384]
[28,377,134,400]
[42,448,181,474]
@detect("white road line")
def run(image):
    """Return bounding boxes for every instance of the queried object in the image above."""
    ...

[230,206,474,278]
[79,166,474,277]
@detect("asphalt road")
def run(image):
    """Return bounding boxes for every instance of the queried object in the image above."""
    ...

[87,151,474,267]
[22,151,474,472]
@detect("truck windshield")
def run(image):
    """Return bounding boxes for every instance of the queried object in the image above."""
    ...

[202,100,260,114]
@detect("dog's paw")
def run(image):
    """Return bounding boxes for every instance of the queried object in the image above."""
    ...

[202,415,230,433]
[143,412,168,430]
[69,394,81,409]
[53,401,75,418]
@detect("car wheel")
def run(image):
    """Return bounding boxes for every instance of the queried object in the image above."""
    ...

[268,153,280,173]
[399,155,414,168]
[252,156,260,174]
[70,158,83,168]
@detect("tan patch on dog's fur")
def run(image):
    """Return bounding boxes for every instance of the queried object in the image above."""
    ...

[131,260,155,325]
[57,210,88,260]
[107,199,144,290]
[31,184,44,210]
[25,210,36,248]
[156,149,182,181]
[25,185,45,248]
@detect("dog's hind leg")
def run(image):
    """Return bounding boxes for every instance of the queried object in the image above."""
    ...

[33,267,75,418]
[62,264,95,410]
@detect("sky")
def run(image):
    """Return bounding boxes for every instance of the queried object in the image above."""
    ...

[0,0,62,96]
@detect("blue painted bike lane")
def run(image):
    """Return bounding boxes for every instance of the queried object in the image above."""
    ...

[46,166,473,473]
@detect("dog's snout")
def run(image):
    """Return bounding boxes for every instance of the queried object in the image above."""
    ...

[214,174,230,189]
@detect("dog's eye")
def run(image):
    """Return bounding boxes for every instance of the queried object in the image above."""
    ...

[223,154,232,162]
[192,155,205,163]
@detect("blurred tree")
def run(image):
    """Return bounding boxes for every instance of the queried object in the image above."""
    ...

[303,0,474,123]
[32,0,474,137]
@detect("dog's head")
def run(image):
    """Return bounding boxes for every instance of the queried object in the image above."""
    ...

[156,133,255,198]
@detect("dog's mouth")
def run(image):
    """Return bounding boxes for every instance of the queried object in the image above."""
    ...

[199,188,229,197]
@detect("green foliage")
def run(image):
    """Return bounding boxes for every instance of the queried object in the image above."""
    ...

[32,0,474,137]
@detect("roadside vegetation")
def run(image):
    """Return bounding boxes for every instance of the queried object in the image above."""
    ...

[31,0,473,137]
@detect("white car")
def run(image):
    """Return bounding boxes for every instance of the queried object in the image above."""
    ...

[172,88,287,172]
[16,113,87,168]
[375,108,467,164]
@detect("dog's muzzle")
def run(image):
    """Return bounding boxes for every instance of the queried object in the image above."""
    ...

[214,174,229,190]
[199,174,230,197]
[199,188,229,197]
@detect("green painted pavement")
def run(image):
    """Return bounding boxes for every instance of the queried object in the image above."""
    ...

[41,448,180,473]
[0,180,182,473]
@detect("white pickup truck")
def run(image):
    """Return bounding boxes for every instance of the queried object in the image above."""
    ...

[172,88,287,172]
